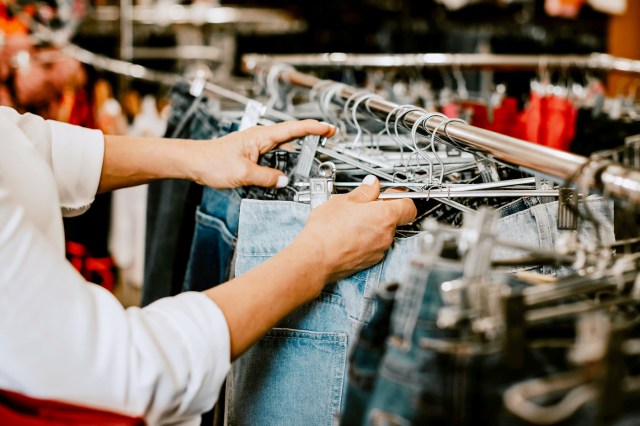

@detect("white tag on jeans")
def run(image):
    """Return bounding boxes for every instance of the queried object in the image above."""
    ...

[239,100,266,131]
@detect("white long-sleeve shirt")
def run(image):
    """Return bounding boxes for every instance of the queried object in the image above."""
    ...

[0,106,230,425]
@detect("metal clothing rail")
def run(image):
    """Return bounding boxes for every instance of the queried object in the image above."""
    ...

[82,5,305,34]
[252,65,640,203]
[62,44,294,123]
[58,42,640,203]
[243,53,640,75]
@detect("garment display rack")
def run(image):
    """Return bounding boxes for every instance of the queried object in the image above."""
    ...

[245,59,640,203]
[82,4,305,33]
[77,3,305,62]
[61,40,640,205]
[62,43,293,121]
[86,1,306,92]
[242,52,640,74]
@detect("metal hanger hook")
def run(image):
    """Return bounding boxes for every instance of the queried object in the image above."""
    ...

[316,82,344,126]
[382,104,417,164]
[443,117,468,152]
[265,64,295,109]
[393,106,423,153]
[321,82,349,134]
[351,93,384,149]
[309,79,334,103]
[342,90,372,128]
[414,112,448,184]
[431,117,468,184]
[411,112,443,183]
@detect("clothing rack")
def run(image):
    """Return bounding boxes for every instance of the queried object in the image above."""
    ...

[247,64,640,204]
[60,40,640,203]
[242,53,640,74]
[62,43,293,123]
[82,4,305,33]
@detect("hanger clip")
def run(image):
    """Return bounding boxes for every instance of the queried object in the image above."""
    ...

[309,162,336,209]
[536,176,555,204]
[475,157,501,183]
[294,161,336,209]
[239,100,267,131]
[557,187,579,230]
[293,135,323,181]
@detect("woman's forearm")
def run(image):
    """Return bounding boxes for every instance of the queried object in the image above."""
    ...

[97,135,202,193]
[202,177,417,361]
[204,236,327,361]
[97,121,337,194]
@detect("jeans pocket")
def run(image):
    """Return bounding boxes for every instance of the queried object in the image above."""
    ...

[183,209,237,292]
[227,328,348,426]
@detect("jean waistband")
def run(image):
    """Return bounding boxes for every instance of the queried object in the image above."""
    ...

[237,195,614,256]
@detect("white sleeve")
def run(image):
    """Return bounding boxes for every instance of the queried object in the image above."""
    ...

[0,106,104,216]
[0,114,231,424]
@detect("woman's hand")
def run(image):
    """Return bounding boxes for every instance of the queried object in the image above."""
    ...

[189,119,336,189]
[295,175,417,285]
[98,119,337,193]
[206,174,416,359]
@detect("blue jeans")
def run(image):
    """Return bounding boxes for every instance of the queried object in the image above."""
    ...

[493,196,614,275]
[341,282,400,425]
[226,196,614,425]
[143,83,219,307]
[183,150,310,293]
[362,255,567,425]
[346,197,615,425]
[227,200,420,425]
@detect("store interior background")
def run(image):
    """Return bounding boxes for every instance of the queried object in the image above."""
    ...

[62,0,640,306]
[72,0,640,97]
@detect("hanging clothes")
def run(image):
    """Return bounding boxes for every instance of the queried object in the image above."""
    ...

[225,195,613,424]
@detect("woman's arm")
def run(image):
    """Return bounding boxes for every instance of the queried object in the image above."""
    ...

[98,120,337,193]
[206,176,417,360]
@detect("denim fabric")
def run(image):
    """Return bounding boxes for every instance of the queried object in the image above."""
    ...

[351,197,616,426]
[227,200,420,426]
[342,283,400,424]
[182,188,241,293]
[362,271,639,426]
[363,256,579,426]
[183,150,311,293]
[226,197,614,425]
[142,83,219,307]
[492,196,615,275]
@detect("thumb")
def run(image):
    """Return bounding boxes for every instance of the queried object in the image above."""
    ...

[244,163,289,188]
[348,175,380,203]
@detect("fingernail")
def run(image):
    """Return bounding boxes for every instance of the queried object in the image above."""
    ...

[321,121,336,130]
[362,175,376,186]
[276,175,289,188]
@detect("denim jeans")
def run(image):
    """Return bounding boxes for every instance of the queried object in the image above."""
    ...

[345,197,615,426]
[361,251,569,426]
[142,83,219,306]
[493,196,615,275]
[342,282,400,425]
[358,273,640,426]
[227,200,422,426]
[226,196,614,425]
[183,150,311,293]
